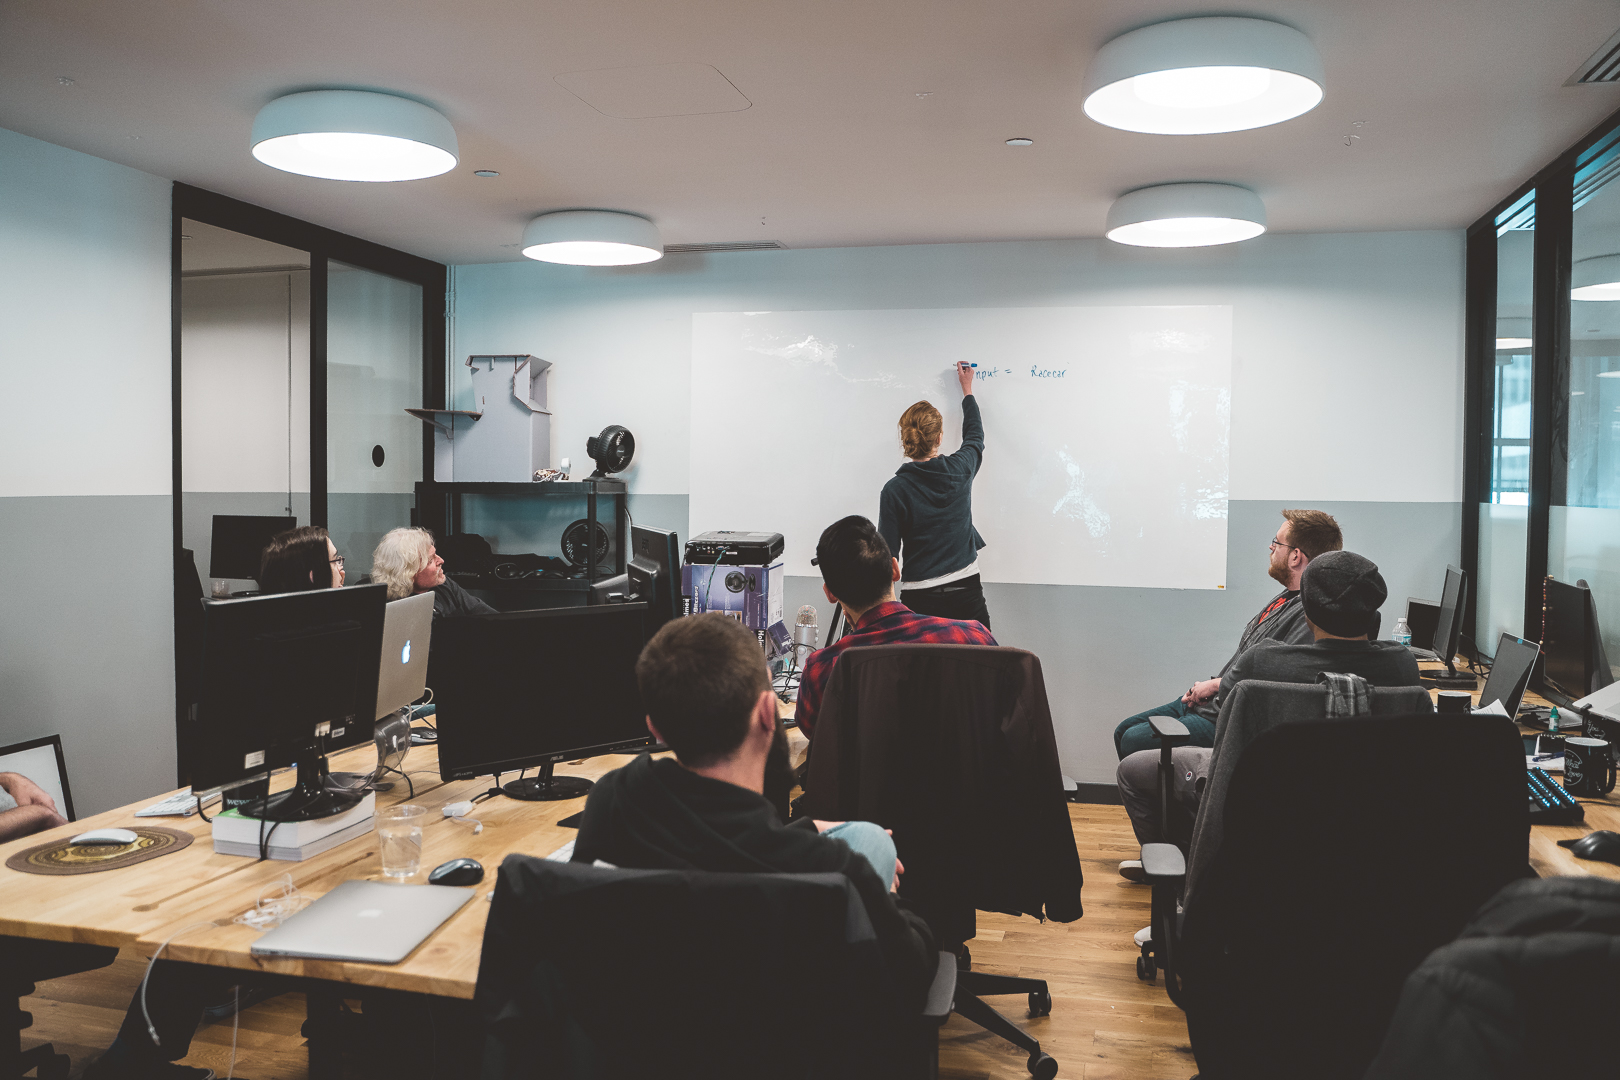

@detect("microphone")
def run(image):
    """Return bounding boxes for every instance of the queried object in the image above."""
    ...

[794,605,818,667]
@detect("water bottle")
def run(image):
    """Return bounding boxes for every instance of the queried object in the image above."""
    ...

[1391,616,1413,646]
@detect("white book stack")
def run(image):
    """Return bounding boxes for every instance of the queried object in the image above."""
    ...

[211,793,377,861]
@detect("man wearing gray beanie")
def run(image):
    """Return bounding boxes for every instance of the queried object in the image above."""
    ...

[1116,550,1421,854]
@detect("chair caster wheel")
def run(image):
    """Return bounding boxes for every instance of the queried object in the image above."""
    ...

[1027,1051,1058,1080]
[1027,989,1052,1017]
[1137,954,1156,982]
[956,945,971,971]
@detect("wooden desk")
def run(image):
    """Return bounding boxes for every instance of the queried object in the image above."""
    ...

[1419,660,1620,880]
[2,724,811,1003]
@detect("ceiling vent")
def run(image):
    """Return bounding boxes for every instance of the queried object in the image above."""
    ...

[1568,27,1620,84]
[663,241,787,254]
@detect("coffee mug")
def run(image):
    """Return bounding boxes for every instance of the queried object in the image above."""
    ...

[1436,691,1472,714]
[1563,737,1617,798]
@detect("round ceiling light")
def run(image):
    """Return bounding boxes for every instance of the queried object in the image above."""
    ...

[1082,17,1324,135]
[1572,255,1620,301]
[250,90,458,182]
[521,210,663,266]
[1105,183,1266,248]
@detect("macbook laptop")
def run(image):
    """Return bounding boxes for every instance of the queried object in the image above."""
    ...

[377,592,434,721]
[1475,633,1541,717]
[250,879,473,963]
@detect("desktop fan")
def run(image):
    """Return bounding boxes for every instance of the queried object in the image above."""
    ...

[586,425,635,478]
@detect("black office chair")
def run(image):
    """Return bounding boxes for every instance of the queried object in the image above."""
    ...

[475,855,956,1080]
[1364,875,1620,1080]
[800,644,1083,1080]
[1138,713,1529,1080]
[1,938,116,1080]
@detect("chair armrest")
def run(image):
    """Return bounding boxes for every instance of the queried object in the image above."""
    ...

[1148,715,1190,743]
[921,951,957,1025]
[1139,842,1186,882]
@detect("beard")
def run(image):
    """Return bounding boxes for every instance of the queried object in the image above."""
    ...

[1267,559,1290,587]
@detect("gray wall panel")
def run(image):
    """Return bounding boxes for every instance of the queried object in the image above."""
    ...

[1,495,176,816]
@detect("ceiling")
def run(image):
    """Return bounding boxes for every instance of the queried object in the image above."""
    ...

[5,0,1620,266]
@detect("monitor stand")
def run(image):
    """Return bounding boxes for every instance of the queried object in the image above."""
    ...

[244,756,366,822]
[1422,660,1478,689]
[502,760,593,801]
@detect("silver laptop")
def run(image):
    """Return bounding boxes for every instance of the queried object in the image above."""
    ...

[250,879,473,963]
[377,592,435,720]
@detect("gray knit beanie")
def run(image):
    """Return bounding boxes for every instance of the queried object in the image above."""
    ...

[1300,550,1387,638]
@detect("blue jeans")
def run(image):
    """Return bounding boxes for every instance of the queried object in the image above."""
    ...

[823,821,897,891]
[1114,698,1218,759]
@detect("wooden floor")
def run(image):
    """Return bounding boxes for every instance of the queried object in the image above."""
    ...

[21,803,1194,1080]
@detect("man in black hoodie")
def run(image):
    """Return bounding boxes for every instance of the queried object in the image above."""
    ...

[573,612,940,1007]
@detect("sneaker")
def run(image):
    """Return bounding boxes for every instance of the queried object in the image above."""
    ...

[1134,925,1153,947]
[1118,859,1147,883]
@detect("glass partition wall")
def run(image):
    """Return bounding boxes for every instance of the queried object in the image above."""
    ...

[1466,106,1620,692]
[1477,199,1534,654]
[1553,129,1620,670]
[171,184,445,778]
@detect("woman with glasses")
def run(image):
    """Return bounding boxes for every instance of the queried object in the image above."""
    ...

[257,525,345,593]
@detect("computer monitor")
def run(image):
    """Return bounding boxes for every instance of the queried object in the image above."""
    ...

[1424,565,1470,685]
[210,515,296,581]
[428,604,654,800]
[627,525,682,628]
[189,583,387,820]
[1405,598,1441,656]
[1477,632,1541,717]
[1541,577,1615,699]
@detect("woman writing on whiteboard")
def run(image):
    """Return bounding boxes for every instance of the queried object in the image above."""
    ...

[877,361,991,629]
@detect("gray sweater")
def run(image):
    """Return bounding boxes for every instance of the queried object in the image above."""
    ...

[877,395,986,584]
[1222,638,1424,701]
[1199,590,1314,719]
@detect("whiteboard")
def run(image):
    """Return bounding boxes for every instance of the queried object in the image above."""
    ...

[690,306,1232,590]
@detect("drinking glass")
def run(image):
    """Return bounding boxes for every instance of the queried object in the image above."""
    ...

[376,804,427,879]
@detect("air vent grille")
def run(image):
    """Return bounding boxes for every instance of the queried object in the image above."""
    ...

[663,241,787,254]
[1569,28,1620,84]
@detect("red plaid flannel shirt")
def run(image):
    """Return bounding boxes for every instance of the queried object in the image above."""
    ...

[793,600,997,739]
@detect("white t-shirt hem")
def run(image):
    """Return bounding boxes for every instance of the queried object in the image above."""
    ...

[900,559,981,592]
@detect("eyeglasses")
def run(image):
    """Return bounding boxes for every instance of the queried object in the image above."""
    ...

[1268,540,1298,553]
[330,555,346,569]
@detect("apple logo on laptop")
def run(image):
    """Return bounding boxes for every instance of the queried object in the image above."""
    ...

[401,640,411,665]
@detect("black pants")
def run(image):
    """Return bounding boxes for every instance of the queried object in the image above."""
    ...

[901,574,991,630]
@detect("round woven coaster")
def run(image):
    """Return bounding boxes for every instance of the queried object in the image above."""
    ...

[6,827,194,876]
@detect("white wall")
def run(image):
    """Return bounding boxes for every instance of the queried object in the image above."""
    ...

[181,271,311,494]
[0,126,177,814]
[451,231,1464,505]
[450,231,1466,785]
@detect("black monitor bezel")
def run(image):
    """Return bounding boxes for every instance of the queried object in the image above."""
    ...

[431,603,656,783]
[190,583,388,796]
[1432,565,1467,665]
[209,514,296,580]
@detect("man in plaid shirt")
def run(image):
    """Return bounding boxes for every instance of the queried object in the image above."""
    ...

[795,515,996,740]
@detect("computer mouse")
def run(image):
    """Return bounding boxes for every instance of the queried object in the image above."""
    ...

[428,858,484,887]
[1558,830,1620,865]
[68,828,138,846]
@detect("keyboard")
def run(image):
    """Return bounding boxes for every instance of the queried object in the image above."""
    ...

[1526,767,1584,825]
[135,788,222,818]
